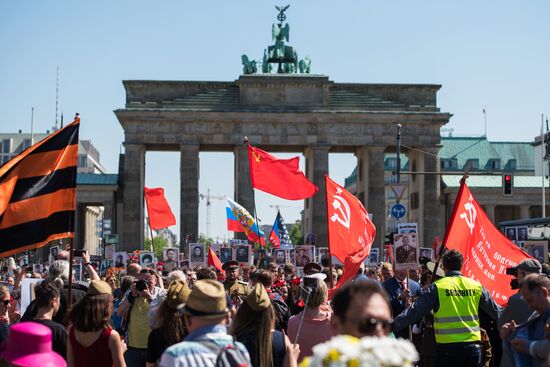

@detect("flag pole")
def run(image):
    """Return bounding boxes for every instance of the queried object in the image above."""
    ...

[324,175,335,288]
[431,172,469,280]
[67,240,74,309]
[144,190,156,253]
[148,217,156,254]
[244,137,265,266]
[67,113,80,311]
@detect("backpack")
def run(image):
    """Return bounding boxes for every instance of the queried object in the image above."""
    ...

[204,340,251,367]
[271,298,290,331]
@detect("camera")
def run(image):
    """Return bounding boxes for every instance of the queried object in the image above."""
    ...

[135,280,148,291]
[303,276,320,289]
[73,249,85,257]
[506,267,518,277]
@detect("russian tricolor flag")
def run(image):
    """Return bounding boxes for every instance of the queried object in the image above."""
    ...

[226,198,266,246]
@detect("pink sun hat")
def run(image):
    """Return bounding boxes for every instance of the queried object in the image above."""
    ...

[1,322,66,367]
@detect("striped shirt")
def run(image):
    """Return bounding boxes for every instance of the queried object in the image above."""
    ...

[159,324,250,367]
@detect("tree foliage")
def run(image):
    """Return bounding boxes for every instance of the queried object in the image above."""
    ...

[144,236,169,259]
[289,221,304,245]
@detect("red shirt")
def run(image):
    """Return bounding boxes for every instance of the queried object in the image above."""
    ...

[69,327,113,367]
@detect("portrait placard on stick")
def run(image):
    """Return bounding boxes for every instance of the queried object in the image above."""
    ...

[393,233,418,270]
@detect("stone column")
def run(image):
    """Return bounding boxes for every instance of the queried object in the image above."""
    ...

[180,144,200,252]
[421,146,441,246]
[304,145,330,246]
[121,143,145,251]
[520,205,530,220]
[356,146,386,251]
[234,145,254,240]
[485,204,496,223]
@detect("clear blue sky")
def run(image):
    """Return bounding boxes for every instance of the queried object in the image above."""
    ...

[1,1,549,243]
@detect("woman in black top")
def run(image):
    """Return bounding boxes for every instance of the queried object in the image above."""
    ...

[230,284,299,367]
[146,280,190,367]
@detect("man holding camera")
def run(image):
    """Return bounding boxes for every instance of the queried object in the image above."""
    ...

[118,268,166,367]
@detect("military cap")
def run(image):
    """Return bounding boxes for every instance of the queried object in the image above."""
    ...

[222,260,240,271]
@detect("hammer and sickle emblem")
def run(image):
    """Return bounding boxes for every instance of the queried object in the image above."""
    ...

[330,190,351,231]
[459,195,477,234]
[252,151,261,163]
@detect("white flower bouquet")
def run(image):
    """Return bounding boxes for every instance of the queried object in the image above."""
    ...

[302,335,419,367]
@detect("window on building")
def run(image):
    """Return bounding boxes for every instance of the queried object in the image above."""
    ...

[465,159,479,170]
[78,155,88,167]
[23,139,32,150]
[386,158,397,169]
[505,159,517,171]
[441,159,458,170]
[2,139,11,153]
[486,159,500,171]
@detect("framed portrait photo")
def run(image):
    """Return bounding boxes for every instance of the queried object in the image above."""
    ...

[393,233,418,270]
[272,249,286,265]
[139,252,155,268]
[189,243,206,266]
[163,247,180,271]
[235,245,252,265]
[419,248,434,261]
[112,252,128,269]
[523,241,548,264]
[294,245,314,268]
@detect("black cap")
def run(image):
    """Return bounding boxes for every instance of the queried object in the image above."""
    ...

[510,259,542,274]
[222,260,240,271]
[303,262,322,275]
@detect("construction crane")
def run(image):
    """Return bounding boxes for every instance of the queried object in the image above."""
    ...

[199,189,225,238]
[269,204,300,212]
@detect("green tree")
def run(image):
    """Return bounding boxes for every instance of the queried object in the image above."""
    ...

[144,236,169,260]
[289,221,303,245]
[197,233,214,246]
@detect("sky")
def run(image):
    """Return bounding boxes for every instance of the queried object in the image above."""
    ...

[1,1,549,243]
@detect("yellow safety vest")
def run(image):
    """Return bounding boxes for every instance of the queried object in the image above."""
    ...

[433,275,482,344]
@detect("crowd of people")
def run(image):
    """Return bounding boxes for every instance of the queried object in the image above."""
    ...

[0,246,548,367]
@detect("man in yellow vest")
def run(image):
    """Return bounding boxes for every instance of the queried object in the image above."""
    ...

[393,249,502,367]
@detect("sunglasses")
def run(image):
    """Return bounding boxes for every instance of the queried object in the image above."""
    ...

[140,269,156,275]
[357,317,393,334]
[0,300,9,306]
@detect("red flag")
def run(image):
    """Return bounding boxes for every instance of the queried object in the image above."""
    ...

[144,187,176,230]
[325,176,376,289]
[248,145,318,200]
[444,180,530,306]
[208,246,223,272]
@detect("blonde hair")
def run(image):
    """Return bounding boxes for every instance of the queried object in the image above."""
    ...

[301,280,328,308]
[381,262,393,271]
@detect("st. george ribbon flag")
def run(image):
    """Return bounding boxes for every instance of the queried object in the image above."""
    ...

[325,175,376,288]
[247,145,318,200]
[144,187,176,230]
[0,115,80,257]
[269,210,292,249]
[443,179,531,306]
[226,197,266,246]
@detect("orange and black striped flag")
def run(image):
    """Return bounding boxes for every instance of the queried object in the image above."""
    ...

[0,115,80,257]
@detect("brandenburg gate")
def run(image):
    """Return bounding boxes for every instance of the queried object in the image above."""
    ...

[114,7,451,252]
